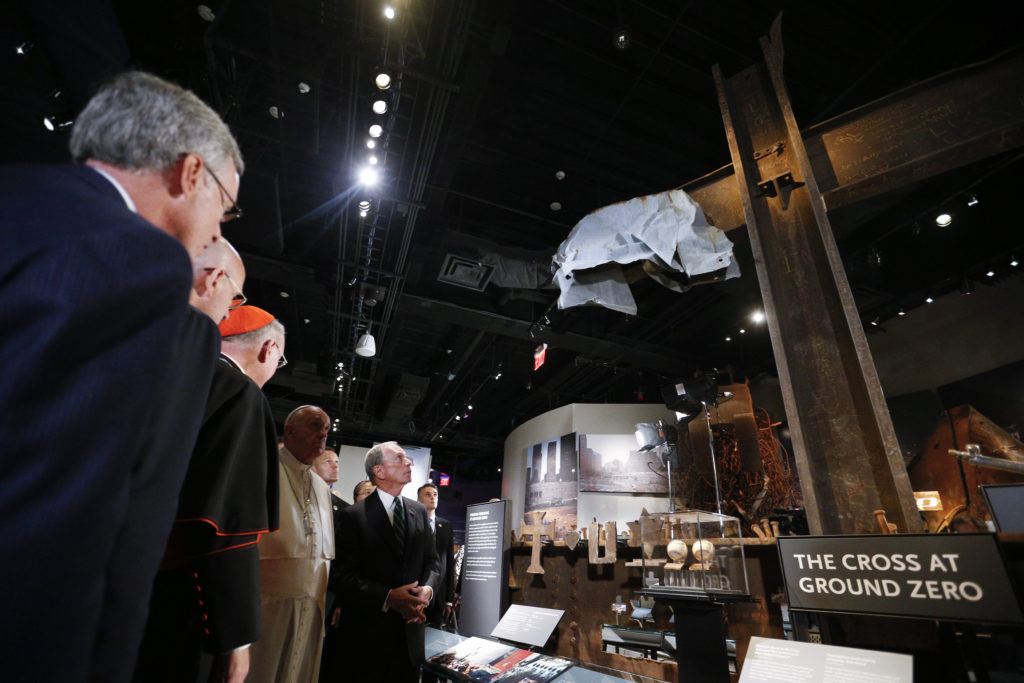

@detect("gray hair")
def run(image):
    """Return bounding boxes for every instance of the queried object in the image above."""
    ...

[221,319,285,349]
[365,441,400,483]
[70,71,244,177]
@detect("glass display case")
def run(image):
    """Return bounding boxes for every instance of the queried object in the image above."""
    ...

[638,509,749,597]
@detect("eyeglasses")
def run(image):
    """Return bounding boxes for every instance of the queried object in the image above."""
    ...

[223,272,247,310]
[271,339,288,369]
[205,268,247,309]
[204,164,243,223]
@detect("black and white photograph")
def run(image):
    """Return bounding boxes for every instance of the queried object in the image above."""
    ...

[579,433,670,494]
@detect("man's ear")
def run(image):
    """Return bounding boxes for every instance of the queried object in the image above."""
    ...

[175,153,205,198]
[257,339,273,364]
[196,268,222,297]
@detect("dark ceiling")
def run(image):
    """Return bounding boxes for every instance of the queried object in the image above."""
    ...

[3,0,1022,476]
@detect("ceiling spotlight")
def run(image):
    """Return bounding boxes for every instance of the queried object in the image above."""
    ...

[15,41,34,55]
[750,310,765,324]
[739,328,746,334]
[925,296,934,304]
[550,201,562,211]
[375,72,391,90]
[43,116,73,131]
[368,124,383,138]
[935,212,953,227]
[986,270,995,278]
[612,25,631,51]
[197,4,216,22]
[358,167,379,185]
[372,99,387,115]
[555,170,566,180]
[383,5,395,19]
[268,106,283,119]
[870,318,879,327]
[959,278,975,295]
[279,291,290,298]
[368,155,378,165]
[454,415,461,422]
[366,139,376,149]
[897,308,905,316]
[359,210,368,217]
[1011,257,1019,267]
[297,82,311,94]
[358,200,371,211]
[724,336,732,342]
[467,404,473,410]
[967,194,979,207]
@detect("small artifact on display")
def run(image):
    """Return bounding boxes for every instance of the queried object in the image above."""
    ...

[588,519,617,564]
[520,510,550,574]
[640,509,749,596]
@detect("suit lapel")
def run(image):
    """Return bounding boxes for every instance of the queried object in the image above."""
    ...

[367,490,404,559]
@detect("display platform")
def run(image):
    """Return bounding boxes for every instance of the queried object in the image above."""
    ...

[425,628,667,682]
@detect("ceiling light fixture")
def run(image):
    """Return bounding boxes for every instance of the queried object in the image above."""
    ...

[297,82,311,94]
[967,194,979,207]
[750,310,765,324]
[358,200,371,212]
[197,5,216,22]
[935,212,953,227]
[279,291,290,298]
[724,336,731,342]
[368,124,383,138]
[366,139,376,149]
[549,201,562,211]
[925,296,934,304]
[368,155,378,165]
[986,270,995,278]
[359,210,368,217]
[739,328,746,334]
[612,25,631,51]
[375,72,391,90]
[43,115,73,131]
[15,41,33,55]
[555,170,566,180]
[355,331,376,357]
[268,106,283,119]
[1011,256,1019,267]
[372,99,387,115]
[358,167,379,186]
[897,308,905,316]
[959,278,975,295]
[383,5,395,20]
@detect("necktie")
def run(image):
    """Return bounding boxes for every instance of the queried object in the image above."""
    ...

[393,497,406,550]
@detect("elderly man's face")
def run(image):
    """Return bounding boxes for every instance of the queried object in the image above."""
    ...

[284,407,329,464]
[312,450,340,484]
[170,157,240,259]
[374,445,413,488]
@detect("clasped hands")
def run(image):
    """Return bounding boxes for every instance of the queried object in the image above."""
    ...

[387,581,432,624]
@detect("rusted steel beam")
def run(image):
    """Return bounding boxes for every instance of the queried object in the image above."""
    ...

[711,18,922,535]
[686,46,1024,232]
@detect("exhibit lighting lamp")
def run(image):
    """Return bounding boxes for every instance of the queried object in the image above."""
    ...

[369,124,383,138]
[358,167,379,186]
[1011,256,1019,267]
[369,155,378,165]
[366,139,376,149]
[967,194,979,207]
[355,331,376,357]
[375,72,391,90]
[750,310,765,324]
[935,212,953,227]
[383,5,395,19]
[372,99,387,115]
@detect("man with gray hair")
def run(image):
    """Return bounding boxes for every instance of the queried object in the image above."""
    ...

[0,71,244,683]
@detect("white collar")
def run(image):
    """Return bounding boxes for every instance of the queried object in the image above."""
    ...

[90,166,137,213]
[377,487,397,510]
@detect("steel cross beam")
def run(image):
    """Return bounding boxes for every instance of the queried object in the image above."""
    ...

[688,43,1024,233]
[712,19,923,535]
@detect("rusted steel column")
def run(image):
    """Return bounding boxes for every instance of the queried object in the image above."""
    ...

[712,20,921,535]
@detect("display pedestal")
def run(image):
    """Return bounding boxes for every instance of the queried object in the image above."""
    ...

[640,588,752,683]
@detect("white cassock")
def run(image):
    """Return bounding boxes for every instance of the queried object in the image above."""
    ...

[248,446,335,683]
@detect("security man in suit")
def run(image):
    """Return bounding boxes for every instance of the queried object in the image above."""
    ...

[335,442,440,683]
[417,482,456,628]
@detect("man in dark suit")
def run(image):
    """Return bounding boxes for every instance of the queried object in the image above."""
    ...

[335,442,440,683]
[0,71,244,683]
[417,482,456,628]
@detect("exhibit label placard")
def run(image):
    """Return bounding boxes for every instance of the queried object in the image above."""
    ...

[739,636,912,683]
[460,500,510,638]
[490,604,564,648]
[777,534,1023,624]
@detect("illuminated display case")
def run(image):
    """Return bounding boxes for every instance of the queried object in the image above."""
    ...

[639,509,749,597]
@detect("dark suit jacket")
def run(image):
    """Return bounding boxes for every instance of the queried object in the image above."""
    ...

[0,164,218,683]
[335,489,440,679]
[425,515,456,627]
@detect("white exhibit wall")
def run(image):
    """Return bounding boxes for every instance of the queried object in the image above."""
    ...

[502,403,676,534]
